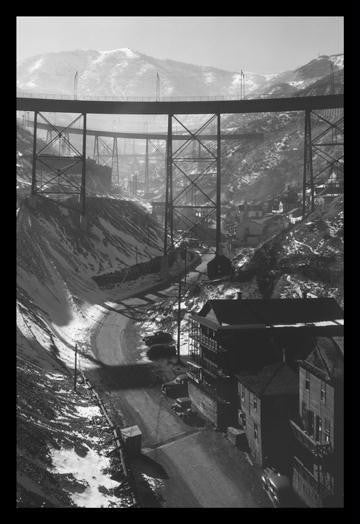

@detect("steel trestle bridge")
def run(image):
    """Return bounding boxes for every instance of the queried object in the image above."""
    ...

[16,93,344,259]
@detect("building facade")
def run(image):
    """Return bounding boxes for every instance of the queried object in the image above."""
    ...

[186,298,343,431]
[237,362,298,472]
[290,337,344,507]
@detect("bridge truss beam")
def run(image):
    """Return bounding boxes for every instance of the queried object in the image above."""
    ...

[302,108,344,217]
[163,113,221,257]
[31,111,87,217]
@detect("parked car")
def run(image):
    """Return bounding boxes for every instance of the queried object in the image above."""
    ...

[171,397,192,418]
[161,374,188,398]
[143,331,174,347]
[261,467,293,507]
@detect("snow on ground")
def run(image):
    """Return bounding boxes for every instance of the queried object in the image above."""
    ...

[329,54,344,68]
[49,446,120,508]
[75,405,102,419]
[204,71,215,84]
[272,273,342,305]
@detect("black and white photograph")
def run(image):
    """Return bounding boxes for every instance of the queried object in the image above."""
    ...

[16,16,344,509]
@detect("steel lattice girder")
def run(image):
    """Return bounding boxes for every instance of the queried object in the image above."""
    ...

[302,109,344,217]
[164,114,220,254]
[31,111,87,215]
[311,111,344,183]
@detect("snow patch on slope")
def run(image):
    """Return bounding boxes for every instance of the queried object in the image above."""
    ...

[49,446,119,507]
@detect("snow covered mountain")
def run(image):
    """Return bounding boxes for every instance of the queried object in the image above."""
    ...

[17,48,343,99]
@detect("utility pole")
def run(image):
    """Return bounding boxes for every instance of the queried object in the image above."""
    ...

[74,343,78,391]
[74,71,78,100]
[156,72,160,101]
[177,277,182,365]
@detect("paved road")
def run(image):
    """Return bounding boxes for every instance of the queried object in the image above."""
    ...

[89,258,271,508]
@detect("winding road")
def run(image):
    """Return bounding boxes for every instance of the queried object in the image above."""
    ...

[88,256,271,507]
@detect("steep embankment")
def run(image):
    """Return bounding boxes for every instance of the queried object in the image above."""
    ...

[237,196,343,305]
[17,193,164,507]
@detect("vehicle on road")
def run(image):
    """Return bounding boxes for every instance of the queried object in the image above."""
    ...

[161,374,188,398]
[171,397,193,419]
[261,467,293,507]
[143,331,174,347]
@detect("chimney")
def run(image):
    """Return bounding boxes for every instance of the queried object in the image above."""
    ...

[237,292,242,300]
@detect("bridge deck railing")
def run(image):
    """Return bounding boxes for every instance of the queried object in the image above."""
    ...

[16,91,344,103]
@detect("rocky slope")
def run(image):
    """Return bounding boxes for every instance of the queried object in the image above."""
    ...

[16,114,167,507]
[236,195,343,306]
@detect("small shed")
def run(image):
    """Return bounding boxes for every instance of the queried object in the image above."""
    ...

[120,425,142,456]
[207,255,232,280]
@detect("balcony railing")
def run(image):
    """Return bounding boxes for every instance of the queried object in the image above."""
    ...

[293,456,334,501]
[188,352,201,366]
[190,332,218,353]
[188,351,231,379]
[202,363,218,380]
[290,420,333,458]
[187,371,231,405]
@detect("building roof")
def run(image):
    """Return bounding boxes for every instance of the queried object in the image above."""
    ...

[198,298,343,328]
[236,362,298,397]
[301,336,344,382]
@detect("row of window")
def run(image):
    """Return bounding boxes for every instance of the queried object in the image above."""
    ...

[302,406,331,444]
[304,371,327,404]
[240,385,258,413]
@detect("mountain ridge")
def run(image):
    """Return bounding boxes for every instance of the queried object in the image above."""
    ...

[17,47,343,99]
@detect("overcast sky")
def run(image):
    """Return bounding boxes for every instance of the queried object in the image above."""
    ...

[17,16,343,74]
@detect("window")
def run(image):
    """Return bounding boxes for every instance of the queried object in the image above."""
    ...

[253,397,258,412]
[307,410,314,436]
[324,418,331,445]
[321,382,326,404]
[305,370,310,391]
[254,423,258,441]
[315,415,322,442]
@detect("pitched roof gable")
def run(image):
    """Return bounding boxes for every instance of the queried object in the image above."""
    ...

[237,362,298,397]
[198,298,343,327]
[304,337,344,381]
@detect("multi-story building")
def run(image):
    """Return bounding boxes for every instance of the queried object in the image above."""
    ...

[237,361,298,472]
[187,298,343,430]
[290,336,344,507]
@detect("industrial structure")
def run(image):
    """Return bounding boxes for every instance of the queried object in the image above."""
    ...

[17,93,343,256]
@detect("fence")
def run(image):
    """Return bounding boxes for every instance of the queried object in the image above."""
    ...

[79,371,139,507]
